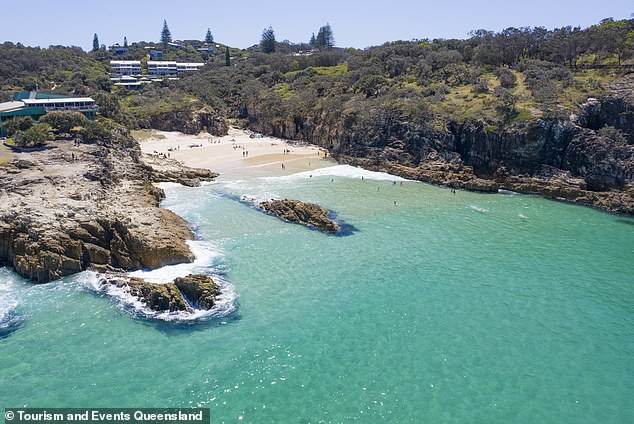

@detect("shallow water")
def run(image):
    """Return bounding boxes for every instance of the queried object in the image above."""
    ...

[1,165,633,422]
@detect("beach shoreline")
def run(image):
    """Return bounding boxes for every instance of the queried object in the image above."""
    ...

[138,128,334,179]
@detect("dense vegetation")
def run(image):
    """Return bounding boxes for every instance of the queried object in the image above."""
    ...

[1,17,633,136]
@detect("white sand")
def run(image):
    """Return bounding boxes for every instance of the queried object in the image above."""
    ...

[139,128,333,179]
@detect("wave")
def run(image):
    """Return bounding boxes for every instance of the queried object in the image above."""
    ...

[0,270,25,338]
[128,240,223,283]
[82,271,237,323]
[82,240,238,323]
[261,164,410,183]
[469,205,489,213]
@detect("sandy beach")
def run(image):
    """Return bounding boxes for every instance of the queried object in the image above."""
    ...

[138,128,333,179]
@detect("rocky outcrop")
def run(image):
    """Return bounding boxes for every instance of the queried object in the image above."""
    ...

[0,129,216,283]
[174,274,222,310]
[145,107,228,136]
[242,75,634,215]
[254,198,340,233]
[100,273,221,313]
[143,155,218,187]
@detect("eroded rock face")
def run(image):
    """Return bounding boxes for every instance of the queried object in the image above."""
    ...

[257,199,340,233]
[101,273,220,313]
[0,130,215,283]
[242,75,634,215]
[144,107,228,136]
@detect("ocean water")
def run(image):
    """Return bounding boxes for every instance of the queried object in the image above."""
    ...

[1,164,633,423]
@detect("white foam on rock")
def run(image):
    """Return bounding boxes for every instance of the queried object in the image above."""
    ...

[128,240,222,283]
[80,240,238,323]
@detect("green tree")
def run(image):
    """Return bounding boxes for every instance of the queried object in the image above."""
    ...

[2,116,35,136]
[40,111,88,134]
[315,24,335,49]
[225,46,231,66]
[93,92,121,119]
[309,33,316,47]
[261,26,276,53]
[14,123,51,148]
[92,33,99,52]
[205,28,214,43]
[123,36,128,47]
[161,19,172,46]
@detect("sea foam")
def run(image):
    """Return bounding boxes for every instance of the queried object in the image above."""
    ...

[128,240,223,283]
[0,270,25,337]
[262,164,410,183]
[82,240,238,322]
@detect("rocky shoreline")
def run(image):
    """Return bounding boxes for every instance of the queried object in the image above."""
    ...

[0,128,215,283]
[242,76,634,216]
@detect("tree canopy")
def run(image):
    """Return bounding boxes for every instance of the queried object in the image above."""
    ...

[315,24,335,49]
[92,34,99,52]
[161,20,172,45]
[205,28,214,43]
[261,26,276,53]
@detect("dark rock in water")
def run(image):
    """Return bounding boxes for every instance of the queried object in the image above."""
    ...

[100,273,220,313]
[126,279,190,312]
[258,199,340,233]
[174,274,221,310]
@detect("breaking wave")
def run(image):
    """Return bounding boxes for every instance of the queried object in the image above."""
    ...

[262,164,410,182]
[81,240,238,323]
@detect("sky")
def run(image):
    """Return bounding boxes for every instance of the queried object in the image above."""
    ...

[1,0,632,51]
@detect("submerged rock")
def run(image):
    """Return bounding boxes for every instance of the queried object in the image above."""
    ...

[256,198,340,233]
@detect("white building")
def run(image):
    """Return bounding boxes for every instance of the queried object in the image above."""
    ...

[176,63,205,73]
[147,61,178,75]
[110,61,142,76]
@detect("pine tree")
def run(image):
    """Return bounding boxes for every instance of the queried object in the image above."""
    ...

[315,23,335,49]
[260,26,276,53]
[161,19,172,46]
[92,33,99,52]
[123,36,128,47]
[205,28,214,43]
[225,46,231,66]
[309,33,316,47]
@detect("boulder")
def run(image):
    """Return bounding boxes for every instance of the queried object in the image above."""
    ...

[258,199,340,233]
[101,273,221,313]
[174,274,221,309]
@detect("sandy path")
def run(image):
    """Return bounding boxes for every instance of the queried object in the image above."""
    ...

[139,128,333,179]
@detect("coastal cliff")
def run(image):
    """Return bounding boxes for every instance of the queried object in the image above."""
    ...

[241,76,634,215]
[0,126,216,283]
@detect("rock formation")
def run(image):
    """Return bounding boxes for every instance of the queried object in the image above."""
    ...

[256,198,340,233]
[0,127,215,283]
[242,75,634,215]
[99,273,221,313]
[144,106,228,136]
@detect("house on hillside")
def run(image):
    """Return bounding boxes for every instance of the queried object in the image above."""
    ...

[110,60,142,76]
[109,44,129,55]
[0,92,98,136]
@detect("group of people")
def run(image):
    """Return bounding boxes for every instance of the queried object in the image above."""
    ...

[151,151,171,159]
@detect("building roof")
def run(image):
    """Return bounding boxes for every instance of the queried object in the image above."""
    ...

[147,61,177,65]
[23,97,95,105]
[0,101,25,113]
[110,60,141,65]
[12,91,71,101]
[177,63,205,67]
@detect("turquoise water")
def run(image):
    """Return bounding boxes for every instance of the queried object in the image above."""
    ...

[1,164,633,423]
